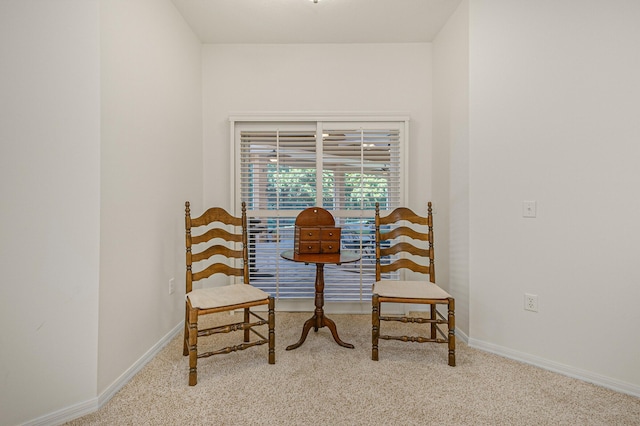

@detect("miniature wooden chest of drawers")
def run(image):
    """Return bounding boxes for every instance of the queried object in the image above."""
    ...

[294,207,341,254]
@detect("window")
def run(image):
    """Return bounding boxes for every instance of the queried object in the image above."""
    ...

[232,115,408,306]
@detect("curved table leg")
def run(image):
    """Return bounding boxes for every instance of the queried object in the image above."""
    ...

[322,315,355,349]
[286,316,316,351]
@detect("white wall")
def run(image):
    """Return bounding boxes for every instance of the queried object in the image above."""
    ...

[0,1,101,425]
[6,0,640,422]
[202,43,433,212]
[99,0,202,394]
[433,1,469,335]
[469,0,640,394]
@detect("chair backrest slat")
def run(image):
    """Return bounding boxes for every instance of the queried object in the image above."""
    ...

[378,207,429,226]
[191,228,243,245]
[191,207,242,228]
[378,258,431,275]
[185,201,248,293]
[191,244,243,263]
[380,226,429,242]
[192,263,245,282]
[375,202,435,283]
[379,241,430,258]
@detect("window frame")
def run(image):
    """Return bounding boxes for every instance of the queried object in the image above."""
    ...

[229,112,410,313]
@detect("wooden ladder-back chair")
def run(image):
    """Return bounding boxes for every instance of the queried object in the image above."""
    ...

[372,202,455,366]
[183,201,275,386]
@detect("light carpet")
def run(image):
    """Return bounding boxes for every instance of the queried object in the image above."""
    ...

[66,312,640,425]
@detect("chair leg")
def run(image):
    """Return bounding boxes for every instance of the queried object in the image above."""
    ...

[430,303,437,339]
[268,297,275,364]
[372,294,380,361]
[188,307,199,386]
[182,302,189,356]
[244,308,250,343]
[448,298,456,367]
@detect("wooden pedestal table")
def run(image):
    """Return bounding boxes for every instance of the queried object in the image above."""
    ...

[280,250,361,350]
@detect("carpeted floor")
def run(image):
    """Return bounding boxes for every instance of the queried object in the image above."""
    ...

[66,312,640,425]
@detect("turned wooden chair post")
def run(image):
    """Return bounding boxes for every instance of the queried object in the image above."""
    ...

[372,294,380,361]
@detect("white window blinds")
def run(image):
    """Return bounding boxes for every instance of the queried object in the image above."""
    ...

[239,129,317,211]
[235,119,406,302]
[320,127,401,211]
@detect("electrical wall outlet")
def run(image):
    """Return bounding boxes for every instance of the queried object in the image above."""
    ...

[524,293,538,312]
[169,278,175,295]
[522,200,537,218]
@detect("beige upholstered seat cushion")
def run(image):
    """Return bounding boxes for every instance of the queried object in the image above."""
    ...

[373,280,452,300]
[187,284,269,309]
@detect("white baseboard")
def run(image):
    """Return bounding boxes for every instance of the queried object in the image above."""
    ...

[24,398,99,426]
[468,337,640,399]
[454,327,469,345]
[98,321,184,407]
[24,321,184,426]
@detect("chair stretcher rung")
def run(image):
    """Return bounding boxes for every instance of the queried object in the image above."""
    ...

[379,315,448,325]
[198,319,267,337]
[197,339,267,359]
[249,311,267,323]
[250,328,268,341]
[380,334,448,344]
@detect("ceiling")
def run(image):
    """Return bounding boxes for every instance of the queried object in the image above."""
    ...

[171,0,463,44]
